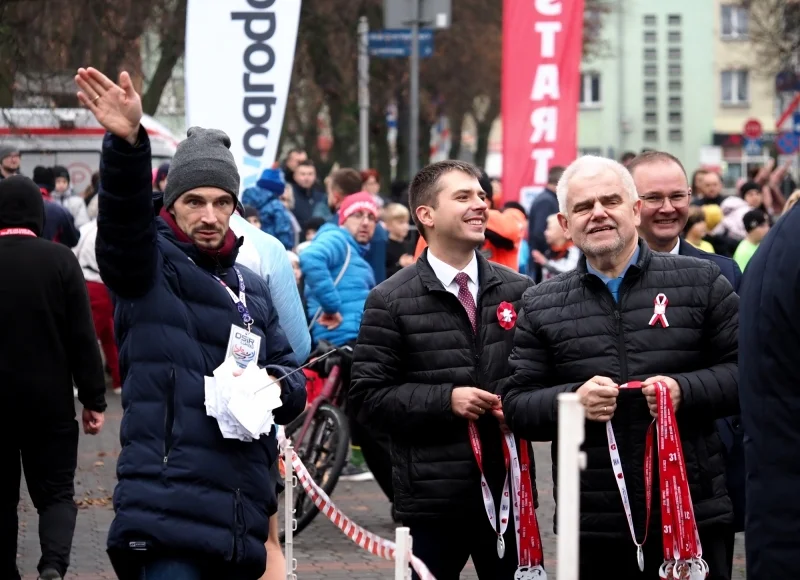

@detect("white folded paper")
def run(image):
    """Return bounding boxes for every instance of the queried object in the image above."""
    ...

[204,356,283,442]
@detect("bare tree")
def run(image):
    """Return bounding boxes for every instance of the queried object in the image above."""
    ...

[284,0,609,175]
[0,0,182,110]
[744,0,800,76]
[141,0,188,115]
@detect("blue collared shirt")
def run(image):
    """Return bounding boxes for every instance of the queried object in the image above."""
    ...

[586,245,640,302]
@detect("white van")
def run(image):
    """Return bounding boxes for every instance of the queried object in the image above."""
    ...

[0,108,178,194]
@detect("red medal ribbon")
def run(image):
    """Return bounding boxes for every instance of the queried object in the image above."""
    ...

[516,437,544,568]
[609,381,653,571]
[469,422,546,572]
[468,422,511,557]
[655,381,706,578]
[0,228,36,237]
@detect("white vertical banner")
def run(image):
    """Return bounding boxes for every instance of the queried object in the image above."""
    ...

[185,0,302,191]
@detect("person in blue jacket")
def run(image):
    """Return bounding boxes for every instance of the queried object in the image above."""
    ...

[300,192,377,347]
[241,167,295,250]
[325,167,388,283]
[75,67,305,580]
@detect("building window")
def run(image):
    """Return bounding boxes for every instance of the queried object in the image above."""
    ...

[644,80,658,92]
[669,129,683,141]
[669,96,682,107]
[644,129,658,141]
[668,14,682,26]
[644,48,657,61]
[669,64,682,76]
[644,30,657,43]
[644,64,657,76]
[668,48,681,60]
[645,96,657,108]
[721,5,749,38]
[668,31,682,42]
[669,80,683,91]
[644,14,657,26]
[669,111,682,123]
[721,70,749,105]
[645,112,658,123]
[579,72,601,107]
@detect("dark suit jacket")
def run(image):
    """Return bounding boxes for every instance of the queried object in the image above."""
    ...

[679,238,744,531]
[679,238,742,291]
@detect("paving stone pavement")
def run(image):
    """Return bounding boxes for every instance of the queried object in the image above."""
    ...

[17,396,746,579]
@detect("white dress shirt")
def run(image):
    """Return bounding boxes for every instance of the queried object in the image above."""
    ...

[427,250,479,304]
[669,239,680,255]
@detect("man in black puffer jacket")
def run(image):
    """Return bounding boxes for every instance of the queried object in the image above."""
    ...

[503,155,739,580]
[75,67,305,580]
[350,160,534,580]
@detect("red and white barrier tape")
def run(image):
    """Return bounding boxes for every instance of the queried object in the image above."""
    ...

[287,449,436,580]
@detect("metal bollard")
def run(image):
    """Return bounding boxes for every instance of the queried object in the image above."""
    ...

[394,527,412,580]
[284,443,297,580]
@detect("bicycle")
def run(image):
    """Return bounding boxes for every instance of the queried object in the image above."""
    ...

[279,340,352,541]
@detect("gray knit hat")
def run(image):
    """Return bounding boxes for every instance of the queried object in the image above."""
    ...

[163,127,240,209]
[0,145,20,162]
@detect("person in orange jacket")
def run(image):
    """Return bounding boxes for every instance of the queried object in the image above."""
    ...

[413,172,524,271]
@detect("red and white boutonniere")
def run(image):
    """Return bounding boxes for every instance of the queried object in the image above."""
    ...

[497,301,517,330]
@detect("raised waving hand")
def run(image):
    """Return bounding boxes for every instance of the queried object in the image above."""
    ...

[75,67,142,145]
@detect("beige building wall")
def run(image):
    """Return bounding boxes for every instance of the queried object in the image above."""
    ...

[713,0,777,134]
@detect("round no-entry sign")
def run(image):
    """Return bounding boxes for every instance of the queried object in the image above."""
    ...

[744,118,763,139]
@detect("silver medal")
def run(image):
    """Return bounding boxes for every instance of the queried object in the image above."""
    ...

[689,559,708,580]
[637,545,645,572]
[497,535,506,558]
[514,565,547,580]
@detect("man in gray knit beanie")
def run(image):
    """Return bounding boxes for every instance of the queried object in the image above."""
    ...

[150,126,242,251]
[76,66,305,580]
[162,127,240,210]
[0,145,21,179]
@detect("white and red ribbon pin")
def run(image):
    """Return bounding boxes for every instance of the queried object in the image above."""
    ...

[649,294,669,328]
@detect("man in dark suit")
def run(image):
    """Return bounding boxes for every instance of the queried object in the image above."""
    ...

[626,150,743,576]
[739,203,800,580]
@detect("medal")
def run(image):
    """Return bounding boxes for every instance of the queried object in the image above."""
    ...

[514,565,547,579]
[497,535,506,558]
[637,544,645,572]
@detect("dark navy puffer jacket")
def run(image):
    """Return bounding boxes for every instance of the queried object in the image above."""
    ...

[97,128,305,577]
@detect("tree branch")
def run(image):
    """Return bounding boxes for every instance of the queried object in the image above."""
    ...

[142,0,187,115]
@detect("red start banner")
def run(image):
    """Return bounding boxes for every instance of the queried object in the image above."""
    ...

[501,0,585,207]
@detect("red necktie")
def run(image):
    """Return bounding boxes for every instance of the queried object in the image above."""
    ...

[454,272,477,333]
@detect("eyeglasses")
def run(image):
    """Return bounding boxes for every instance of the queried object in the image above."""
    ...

[348,211,377,223]
[639,192,691,209]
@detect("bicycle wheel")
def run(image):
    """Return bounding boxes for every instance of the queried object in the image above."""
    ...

[279,402,350,541]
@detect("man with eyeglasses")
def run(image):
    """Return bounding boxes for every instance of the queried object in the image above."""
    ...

[299,191,383,485]
[626,150,742,579]
[626,151,741,288]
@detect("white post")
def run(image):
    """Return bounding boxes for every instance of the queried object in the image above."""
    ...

[284,444,296,580]
[408,0,421,177]
[556,393,586,580]
[358,16,370,171]
[394,526,411,580]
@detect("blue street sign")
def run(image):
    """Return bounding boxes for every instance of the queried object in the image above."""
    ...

[777,132,800,155]
[743,137,763,156]
[368,29,435,58]
[793,111,800,135]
